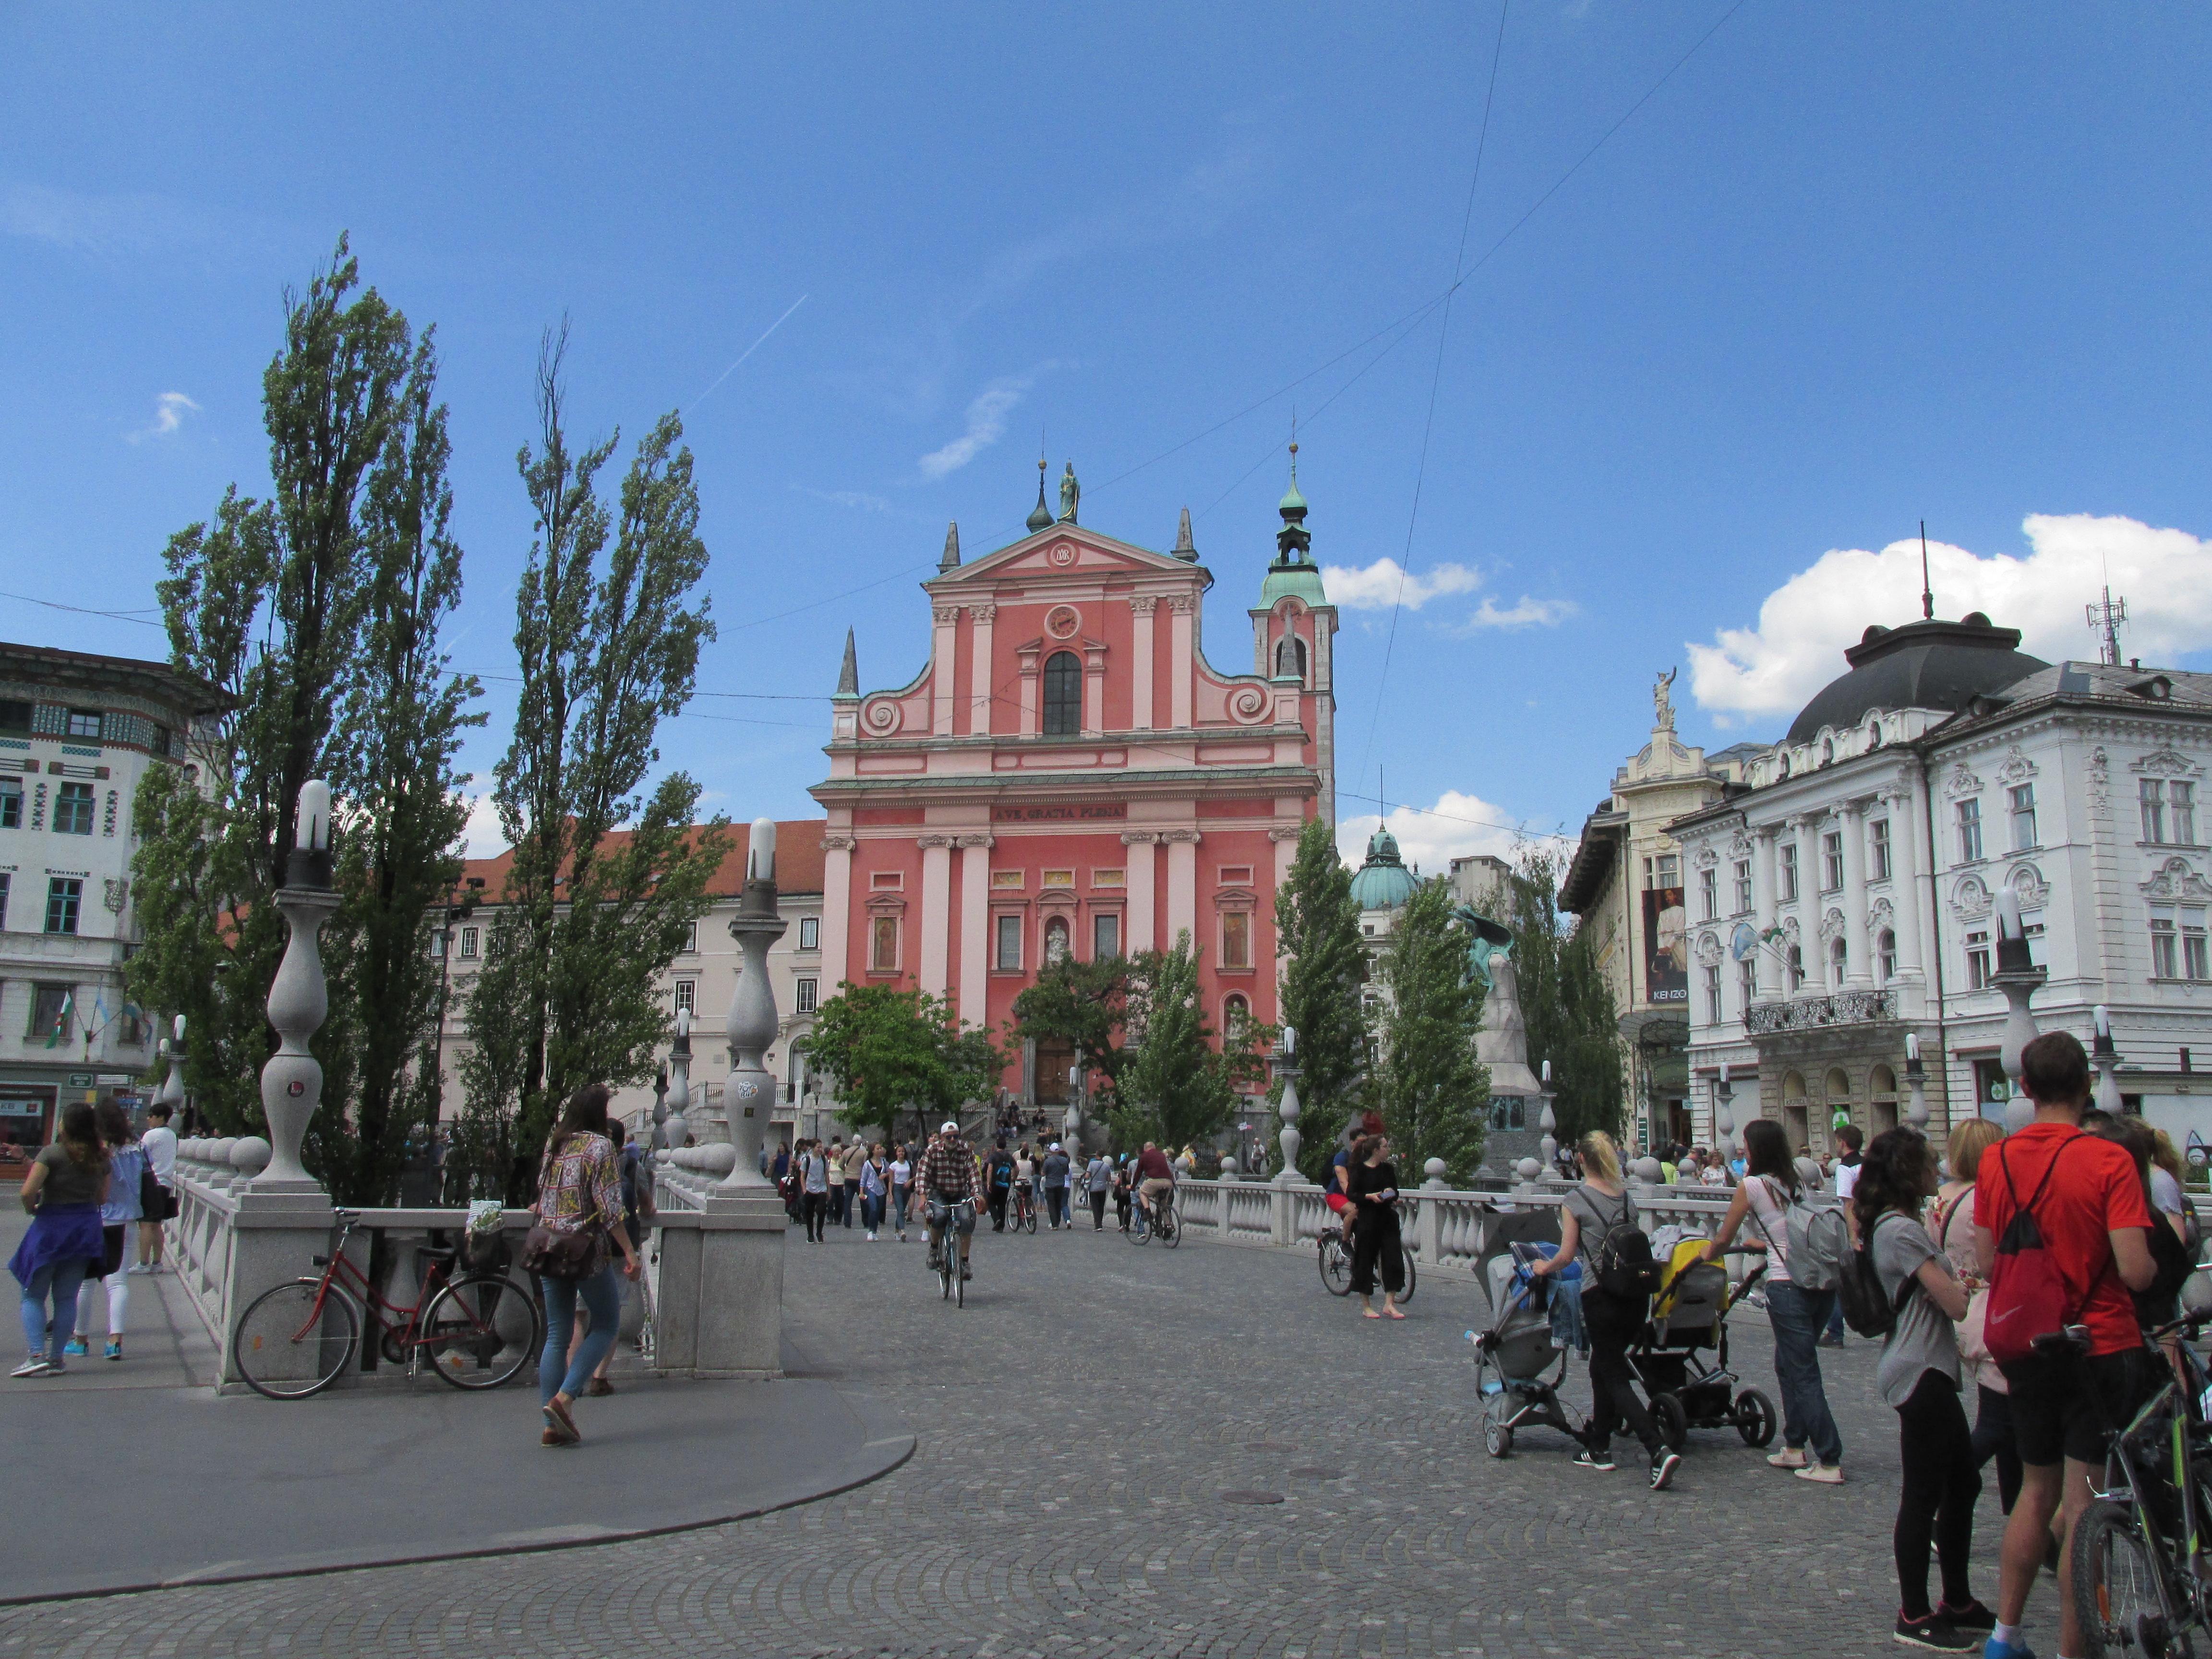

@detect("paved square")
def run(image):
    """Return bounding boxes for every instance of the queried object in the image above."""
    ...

[5,1213,2039,1657]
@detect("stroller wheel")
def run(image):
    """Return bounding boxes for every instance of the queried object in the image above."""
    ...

[1651,1392,1688,1452]
[1484,1419,1513,1459]
[1733,1387,1777,1448]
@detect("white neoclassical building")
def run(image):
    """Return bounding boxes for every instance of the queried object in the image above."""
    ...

[1668,610,2212,1153]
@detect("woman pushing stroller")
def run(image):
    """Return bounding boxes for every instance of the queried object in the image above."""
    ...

[1528,1131,1681,1490]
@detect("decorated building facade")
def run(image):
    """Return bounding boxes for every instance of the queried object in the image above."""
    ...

[809,459,1337,1105]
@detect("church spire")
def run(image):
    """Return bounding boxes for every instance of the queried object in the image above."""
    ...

[939,520,961,573]
[1025,456,1053,533]
[1173,506,1197,562]
[834,627,858,698]
[1274,439,1311,564]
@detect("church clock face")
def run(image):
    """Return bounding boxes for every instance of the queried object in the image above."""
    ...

[1045,605,1080,639]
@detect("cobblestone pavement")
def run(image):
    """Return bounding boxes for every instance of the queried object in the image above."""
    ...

[6,1211,2044,1658]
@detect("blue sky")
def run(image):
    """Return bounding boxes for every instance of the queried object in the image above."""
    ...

[6,3,2211,872]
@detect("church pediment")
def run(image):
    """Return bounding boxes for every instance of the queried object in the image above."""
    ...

[930,527,1197,588]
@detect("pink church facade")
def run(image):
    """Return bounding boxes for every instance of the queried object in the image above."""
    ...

[810,473,1338,1101]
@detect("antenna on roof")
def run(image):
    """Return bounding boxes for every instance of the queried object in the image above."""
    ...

[1919,521,1934,621]
[2086,585,2128,667]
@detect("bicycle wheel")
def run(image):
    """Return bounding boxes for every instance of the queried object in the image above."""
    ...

[1162,1210,1181,1249]
[232,1278,361,1400]
[1023,1198,1037,1235]
[1318,1238,1352,1295]
[2072,1497,2168,1659]
[421,1274,543,1391]
[955,1252,966,1308]
[1399,1249,1417,1304]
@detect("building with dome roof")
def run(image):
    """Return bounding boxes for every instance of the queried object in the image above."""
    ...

[1668,606,2212,1153]
[1350,825,1418,913]
[808,455,1338,1126]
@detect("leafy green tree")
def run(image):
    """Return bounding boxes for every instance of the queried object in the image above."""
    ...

[805,982,1003,1143]
[129,238,478,1205]
[1374,878,1489,1183]
[1503,847,1625,1146]
[1009,956,1130,1096]
[1275,816,1371,1179]
[1110,931,1266,1154]
[454,324,727,1202]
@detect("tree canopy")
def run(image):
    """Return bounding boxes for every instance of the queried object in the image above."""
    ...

[1274,816,1371,1179]
[1501,847,1625,1148]
[1373,878,1489,1184]
[805,981,1003,1143]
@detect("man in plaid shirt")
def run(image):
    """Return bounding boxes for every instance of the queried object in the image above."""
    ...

[915,1120,982,1279]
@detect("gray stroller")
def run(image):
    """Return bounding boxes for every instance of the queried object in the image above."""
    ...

[1468,1243,1587,1458]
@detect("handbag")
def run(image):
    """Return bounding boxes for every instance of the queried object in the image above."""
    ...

[137,1157,165,1221]
[521,1224,600,1282]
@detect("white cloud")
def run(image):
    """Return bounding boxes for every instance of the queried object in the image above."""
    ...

[1687,513,2212,721]
[790,483,891,514]
[127,391,198,444]
[1321,558,1484,611]
[1335,788,1570,879]
[918,374,1036,480]
[1452,594,1579,633]
[457,792,506,860]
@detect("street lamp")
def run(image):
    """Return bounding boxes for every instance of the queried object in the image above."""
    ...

[1991,887,2045,1132]
[2092,1005,2124,1116]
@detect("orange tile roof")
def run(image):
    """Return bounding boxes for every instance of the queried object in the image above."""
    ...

[457,818,826,900]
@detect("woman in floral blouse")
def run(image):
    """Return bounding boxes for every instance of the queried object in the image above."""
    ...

[534,1083,640,1446]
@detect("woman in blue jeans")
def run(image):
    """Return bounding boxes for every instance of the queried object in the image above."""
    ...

[1703,1117,1845,1483]
[530,1084,640,1446]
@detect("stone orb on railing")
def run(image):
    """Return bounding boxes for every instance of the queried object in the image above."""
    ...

[697,1143,738,1178]
[1219,1157,1238,1179]
[210,1137,238,1175]
[1632,1156,1664,1184]
[1423,1157,1447,1190]
[231,1137,271,1180]
[1514,1157,1541,1183]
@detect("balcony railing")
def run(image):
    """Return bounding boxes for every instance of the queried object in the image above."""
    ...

[1746,989,1898,1034]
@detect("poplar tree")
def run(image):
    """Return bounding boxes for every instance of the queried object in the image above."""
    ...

[1373,878,1489,1183]
[454,324,728,1202]
[1503,848,1626,1145]
[129,238,478,1204]
[1111,932,1267,1153]
[1274,816,1371,1179]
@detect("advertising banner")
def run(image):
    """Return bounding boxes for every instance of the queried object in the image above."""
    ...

[1642,886,1688,1005]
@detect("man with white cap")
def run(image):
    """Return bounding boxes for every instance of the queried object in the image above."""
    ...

[914,1118,984,1281]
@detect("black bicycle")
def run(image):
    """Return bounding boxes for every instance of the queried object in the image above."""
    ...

[1130,1187,1180,1248]
[1315,1222,1416,1301]
[927,1198,975,1306]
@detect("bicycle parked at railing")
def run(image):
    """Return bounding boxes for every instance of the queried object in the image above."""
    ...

[1315,1221,1416,1302]
[230,1209,544,1400]
[2068,1310,2212,1659]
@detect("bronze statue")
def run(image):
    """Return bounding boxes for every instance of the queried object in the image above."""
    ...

[1452,905,1515,990]
[1058,461,1080,524]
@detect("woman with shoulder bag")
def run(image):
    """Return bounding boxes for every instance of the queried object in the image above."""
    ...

[1931,1118,2017,1516]
[1530,1130,1679,1490]
[1701,1117,1845,1483]
[529,1084,639,1446]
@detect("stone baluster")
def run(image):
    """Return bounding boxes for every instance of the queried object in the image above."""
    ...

[2091,1005,2124,1117]
[1537,1060,1558,1172]
[1991,887,2045,1132]
[660,1009,689,1164]
[1713,1065,1736,1166]
[721,818,787,1190]
[255,780,337,1193]
[1904,1032,1930,1129]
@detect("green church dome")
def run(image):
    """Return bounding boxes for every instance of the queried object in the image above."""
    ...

[1350,826,1418,911]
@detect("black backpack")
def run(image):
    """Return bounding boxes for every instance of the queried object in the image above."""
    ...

[1837,1214,1919,1339]
[1587,1191,1663,1298]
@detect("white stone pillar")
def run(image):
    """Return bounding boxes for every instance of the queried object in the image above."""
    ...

[1754,824,1780,999]
[1129,597,1156,731]
[930,605,958,737]
[1168,596,1195,730]
[1839,799,1872,989]
[820,835,855,989]
[1123,831,1159,954]
[1887,784,1923,986]
[956,833,992,1028]
[919,834,952,997]
[1164,829,1200,949]
[967,605,995,735]
[1793,814,1821,996]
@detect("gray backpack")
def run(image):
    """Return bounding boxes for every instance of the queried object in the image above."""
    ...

[1755,1177,1850,1293]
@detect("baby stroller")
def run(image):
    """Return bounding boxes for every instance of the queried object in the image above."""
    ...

[1469,1243,1588,1458]
[1625,1237,1775,1450]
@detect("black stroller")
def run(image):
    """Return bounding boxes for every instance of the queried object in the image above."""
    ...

[1625,1237,1776,1450]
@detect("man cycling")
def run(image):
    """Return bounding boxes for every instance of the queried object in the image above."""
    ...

[1133,1140,1177,1233]
[916,1119,984,1281]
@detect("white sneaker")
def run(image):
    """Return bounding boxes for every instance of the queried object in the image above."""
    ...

[1767,1447,1808,1469]
[1795,1463,1845,1485]
[866,1232,877,1242]
[12,1357,51,1379]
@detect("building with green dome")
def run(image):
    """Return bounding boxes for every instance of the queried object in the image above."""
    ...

[1350,825,1418,912]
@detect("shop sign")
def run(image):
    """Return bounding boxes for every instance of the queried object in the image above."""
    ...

[991,802,1128,823]
[68,1072,94,1088]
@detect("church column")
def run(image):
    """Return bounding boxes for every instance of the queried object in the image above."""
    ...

[1754,824,1780,1000]
[1885,782,1923,988]
[919,835,953,997]
[1840,800,1873,990]
[1168,596,1195,730]
[930,606,958,737]
[1122,832,1158,954]
[967,605,995,735]
[1129,597,1156,731]
[820,835,856,987]
[1793,814,1821,997]
[957,834,993,1027]
[1164,829,1200,950]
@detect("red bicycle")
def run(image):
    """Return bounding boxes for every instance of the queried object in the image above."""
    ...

[231,1208,543,1400]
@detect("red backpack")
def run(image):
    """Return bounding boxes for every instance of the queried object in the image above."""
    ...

[1983,1134,2081,1367]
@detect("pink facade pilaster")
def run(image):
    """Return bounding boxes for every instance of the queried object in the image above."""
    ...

[930,606,958,737]
[968,605,996,734]
[1164,829,1199,948]
[821,833,855,987]
[1168,596,1195,730]
[1122,830,1158,954]
[919,834,953,996]
[957,833,992,1025]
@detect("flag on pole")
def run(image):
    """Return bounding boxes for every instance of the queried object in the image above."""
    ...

[44,992,72,1048]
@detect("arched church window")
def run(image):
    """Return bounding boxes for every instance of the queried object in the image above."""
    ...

[1043,651,1082,735]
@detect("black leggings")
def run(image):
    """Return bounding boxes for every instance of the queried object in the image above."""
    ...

[804,1192,828,1241]
[1969,1383,2022,1515]
[1896,1369,1980,1619]
[1349,1216,1404,1296]
[1585,1306,1662,1460]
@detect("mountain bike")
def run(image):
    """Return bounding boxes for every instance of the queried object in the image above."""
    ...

[1316,1222,1416,1302]
[2067,1314,2212,1658]
[231,1209,543,1400]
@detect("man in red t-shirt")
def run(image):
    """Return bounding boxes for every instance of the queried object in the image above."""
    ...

[1973,1031,2156,1659]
